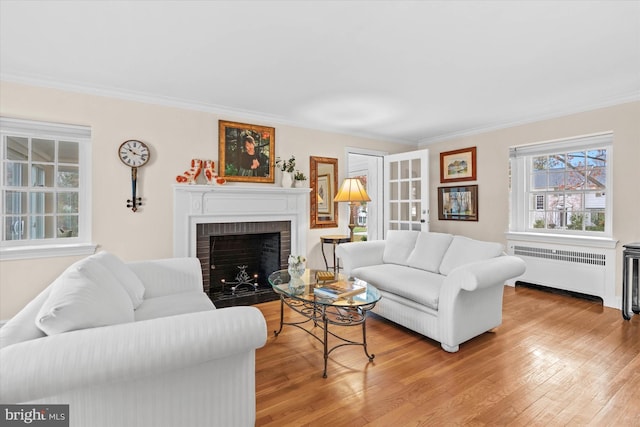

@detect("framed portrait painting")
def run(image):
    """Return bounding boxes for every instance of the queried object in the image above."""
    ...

[440,146,477,183]
[218,120,275,183]
[438,185,478,221]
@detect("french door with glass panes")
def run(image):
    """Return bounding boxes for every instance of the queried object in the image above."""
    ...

[384,149,429,233]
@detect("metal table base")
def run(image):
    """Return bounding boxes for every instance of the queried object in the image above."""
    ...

[274,295,376,378]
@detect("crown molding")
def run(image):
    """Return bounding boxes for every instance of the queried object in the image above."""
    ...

[0,73,417,147]
[3,73,636,149]
[418,91,640,146]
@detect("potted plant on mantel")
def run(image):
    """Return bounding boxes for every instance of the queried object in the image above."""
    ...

[276,156,296,187]
[293,171,307,188]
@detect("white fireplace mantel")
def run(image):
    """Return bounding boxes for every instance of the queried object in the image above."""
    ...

[173,184,310,258]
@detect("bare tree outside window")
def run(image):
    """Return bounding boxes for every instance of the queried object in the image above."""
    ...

[530,149,607,232]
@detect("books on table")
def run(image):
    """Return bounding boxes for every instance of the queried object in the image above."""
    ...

[313,280,366,300]
[315,270,336,282]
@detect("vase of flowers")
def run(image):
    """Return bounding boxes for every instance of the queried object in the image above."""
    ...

[276,156,296,188]
[287,254,306,293]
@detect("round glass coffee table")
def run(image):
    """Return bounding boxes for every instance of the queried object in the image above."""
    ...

[268,269,381,378]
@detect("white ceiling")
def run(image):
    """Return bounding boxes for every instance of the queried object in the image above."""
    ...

[1,1,639,145]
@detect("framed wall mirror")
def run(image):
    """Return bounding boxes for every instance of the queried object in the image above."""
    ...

[310,156,339,228]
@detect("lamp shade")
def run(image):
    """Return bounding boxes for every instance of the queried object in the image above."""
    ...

[334,178,371,203]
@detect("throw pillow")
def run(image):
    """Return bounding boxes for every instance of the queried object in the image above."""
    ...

[92,251,145,308]
[0,286,50,348]
[407,232,454,273]
[382,230,420,266]
[35,257,134,335]
[438,236,505,276]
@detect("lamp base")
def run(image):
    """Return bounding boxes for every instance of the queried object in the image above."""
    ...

[348,223,356,242]
[348,202,358,241]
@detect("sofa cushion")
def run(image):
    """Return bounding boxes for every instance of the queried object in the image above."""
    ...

[382,230,420,266]
[352,264,445,310]
[135,292,215,321]
[407,232,454,273]
[92,251,145,308]
[0,286,50,348]
[35,257,135,335]
[438,236,504,276]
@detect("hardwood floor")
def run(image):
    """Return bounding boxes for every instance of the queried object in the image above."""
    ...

[253,285,640,426]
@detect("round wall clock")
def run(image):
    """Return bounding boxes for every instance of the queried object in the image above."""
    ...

[118,140,150,212]
[118,139,150,167]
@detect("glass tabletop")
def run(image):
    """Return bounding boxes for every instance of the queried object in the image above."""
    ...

[268,269,381,307]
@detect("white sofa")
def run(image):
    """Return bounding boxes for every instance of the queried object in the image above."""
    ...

[0,252,267,427]
[336,230,526,352]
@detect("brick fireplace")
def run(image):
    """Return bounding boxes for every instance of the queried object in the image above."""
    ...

[173,184,310,298]
[196,220,290,295]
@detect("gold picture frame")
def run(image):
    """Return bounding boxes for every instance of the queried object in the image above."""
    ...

[218,120,275,183]
[310,156,339,229]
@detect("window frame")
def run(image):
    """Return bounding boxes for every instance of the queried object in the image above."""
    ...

[509,131,613,239]
[0,117,95,260]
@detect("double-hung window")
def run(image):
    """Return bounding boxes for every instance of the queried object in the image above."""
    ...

[1,117,94,259]
[509,132,612,238]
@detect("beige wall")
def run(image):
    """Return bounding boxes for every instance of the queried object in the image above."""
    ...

[425,100,640,298]
[2,80,638,319]
[0,81,414,319]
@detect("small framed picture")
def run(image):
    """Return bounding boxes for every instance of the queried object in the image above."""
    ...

[218,120,275,183]
[440,146,477,183]
[438,185,478,221]
[316,174,331,214]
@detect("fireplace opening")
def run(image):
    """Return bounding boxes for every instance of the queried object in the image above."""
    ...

[209,232,280,301]
[196,221,290,307]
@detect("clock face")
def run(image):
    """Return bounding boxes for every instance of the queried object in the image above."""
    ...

[118,140,150,167]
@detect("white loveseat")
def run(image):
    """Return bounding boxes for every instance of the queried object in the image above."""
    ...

[336,231,526,352]
[0,252,267,427]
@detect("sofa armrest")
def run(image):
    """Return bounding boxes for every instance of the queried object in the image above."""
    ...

[127,257,203,298]
[437,256,526,352]
[335,240,386,276]
[445,256,527,292]
[0,306,267,403]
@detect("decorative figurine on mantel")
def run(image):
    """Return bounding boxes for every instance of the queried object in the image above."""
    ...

[176,158,202,184]
[203,160,226,185]
[176,159,226,185]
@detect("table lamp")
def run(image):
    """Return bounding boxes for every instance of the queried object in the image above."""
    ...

[334,177,371,241]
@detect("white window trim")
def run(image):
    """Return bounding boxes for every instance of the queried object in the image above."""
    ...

[0,243,97,260]
[509,131,613,241]
[0,117,96,260]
